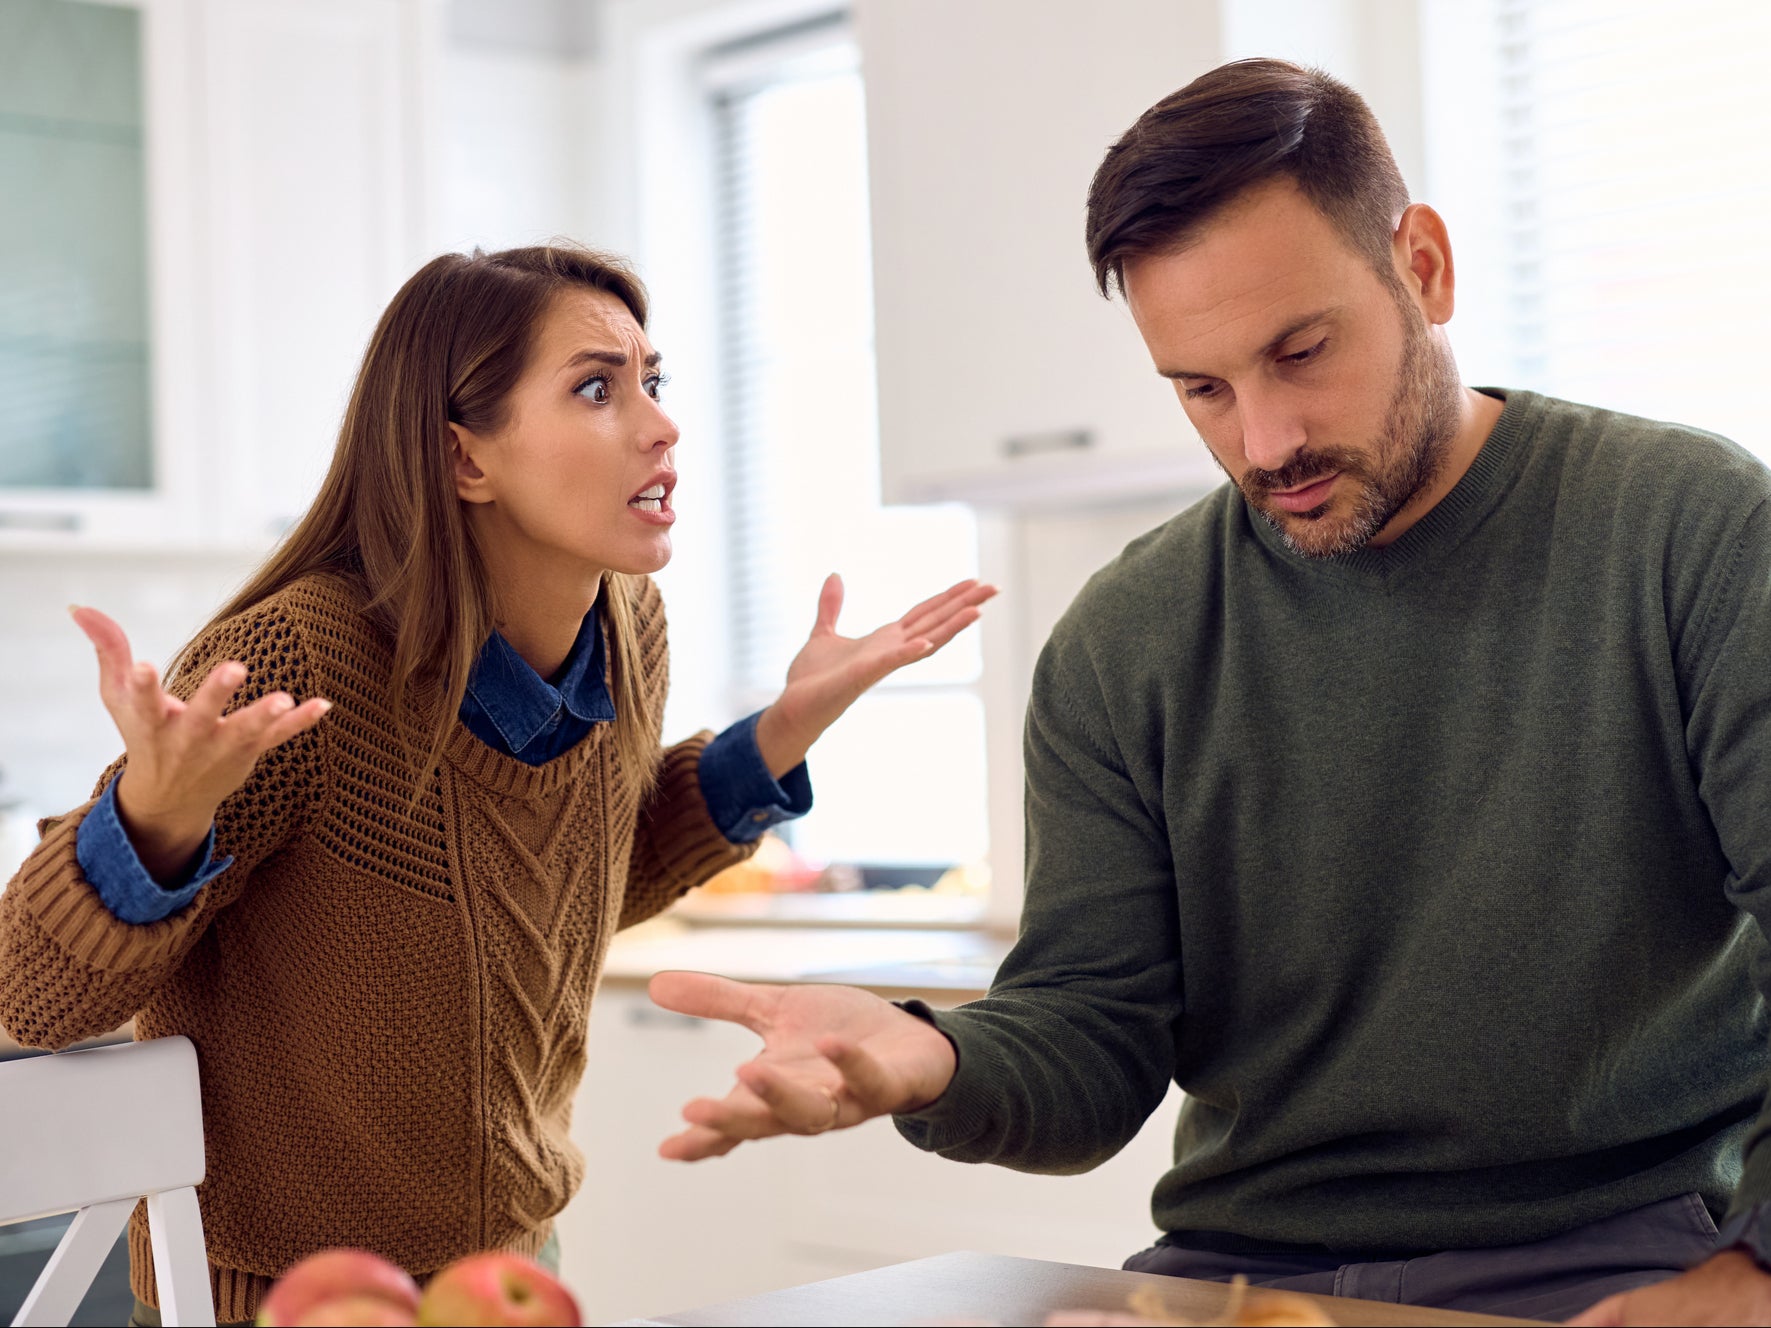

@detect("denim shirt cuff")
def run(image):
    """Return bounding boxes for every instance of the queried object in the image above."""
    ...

[697,711,814,844]
[75,776,232,925]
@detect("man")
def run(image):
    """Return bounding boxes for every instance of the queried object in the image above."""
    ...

[648,59,1771,1324]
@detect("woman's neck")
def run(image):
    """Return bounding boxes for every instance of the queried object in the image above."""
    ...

[479,541,605,682]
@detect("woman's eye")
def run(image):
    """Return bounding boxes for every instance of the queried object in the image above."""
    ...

[646,372,670,401]
[576,375,610,403]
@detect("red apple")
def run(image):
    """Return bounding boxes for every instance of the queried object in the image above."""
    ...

[293,1294,419,1327]
[256,1249,422,1328]
[417,1252,580,1327]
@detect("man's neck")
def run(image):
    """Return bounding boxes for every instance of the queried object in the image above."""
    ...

[1367,385,1506,548]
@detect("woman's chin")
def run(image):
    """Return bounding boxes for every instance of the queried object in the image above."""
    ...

[605,535,672,576]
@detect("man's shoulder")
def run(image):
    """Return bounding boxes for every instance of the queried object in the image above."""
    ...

[1047,484,1239,660]
[1527,392,1771,515]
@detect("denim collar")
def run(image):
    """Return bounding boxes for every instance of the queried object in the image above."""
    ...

[464,607,615,756]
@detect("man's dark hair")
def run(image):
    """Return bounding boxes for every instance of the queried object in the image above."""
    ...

[1085,58,1410,298]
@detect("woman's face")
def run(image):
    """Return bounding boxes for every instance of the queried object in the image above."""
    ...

[453,287,678,578]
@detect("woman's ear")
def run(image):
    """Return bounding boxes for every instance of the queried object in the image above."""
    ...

[451,423,494,504]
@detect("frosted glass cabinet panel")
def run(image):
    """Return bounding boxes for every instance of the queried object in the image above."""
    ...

[0,0,153,489]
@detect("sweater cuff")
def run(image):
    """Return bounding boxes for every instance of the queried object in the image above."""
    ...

[76,777,230,925]
[14,801,215,973]
[889,999,1004,1155]
[697,711,814,844]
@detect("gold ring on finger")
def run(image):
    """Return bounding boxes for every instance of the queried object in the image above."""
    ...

[805,1086,840,1135]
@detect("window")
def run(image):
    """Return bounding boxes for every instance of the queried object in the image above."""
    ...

[1424,0,1771,454]
[704,18,988,879]
[0,0,152,489]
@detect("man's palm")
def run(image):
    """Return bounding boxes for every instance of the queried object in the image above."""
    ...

[649,972,956,1161]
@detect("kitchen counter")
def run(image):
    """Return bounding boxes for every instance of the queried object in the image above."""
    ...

[600,917,1011,997]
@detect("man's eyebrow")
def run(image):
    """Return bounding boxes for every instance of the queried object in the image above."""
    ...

[1158,307,1343,380]
[563,348,664,371]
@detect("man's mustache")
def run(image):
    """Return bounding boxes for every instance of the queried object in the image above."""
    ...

[1241,449,1365,497]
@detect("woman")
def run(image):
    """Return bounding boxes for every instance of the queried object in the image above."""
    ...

[0,245,993,1324]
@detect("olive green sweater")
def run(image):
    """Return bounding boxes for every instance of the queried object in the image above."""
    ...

[900,389,1771,1252]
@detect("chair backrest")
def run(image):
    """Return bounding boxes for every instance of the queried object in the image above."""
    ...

[1,1037,214,1327]
[0,1037,204,1225]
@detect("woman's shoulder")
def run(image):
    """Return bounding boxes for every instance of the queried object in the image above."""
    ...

[181,570,389,692]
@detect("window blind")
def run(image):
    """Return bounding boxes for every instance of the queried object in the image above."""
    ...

[1494,0,1771,453]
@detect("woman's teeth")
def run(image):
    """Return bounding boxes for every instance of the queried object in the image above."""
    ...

[631,483,666,513]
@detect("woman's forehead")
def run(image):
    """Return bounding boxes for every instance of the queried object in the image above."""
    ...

[539,287,653,361]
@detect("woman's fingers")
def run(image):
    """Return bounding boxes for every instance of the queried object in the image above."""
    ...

[897,577,979,629]
[184,660,248,728]
[658,1123,740,1162]
[902,581,997,638]
[224,692,332,753]
[812,572,844,635]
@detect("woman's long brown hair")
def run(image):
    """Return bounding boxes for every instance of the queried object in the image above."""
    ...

[183,244,660,802]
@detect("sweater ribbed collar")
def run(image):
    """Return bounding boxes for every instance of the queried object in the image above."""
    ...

[443,715,606,799]
[1246,387,1542,578]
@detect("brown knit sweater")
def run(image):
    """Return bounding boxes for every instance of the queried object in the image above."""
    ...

[0,572,752,1321]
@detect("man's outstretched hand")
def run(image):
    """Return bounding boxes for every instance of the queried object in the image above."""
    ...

[648,972,958,1161]
[1568,1251,1771,1325]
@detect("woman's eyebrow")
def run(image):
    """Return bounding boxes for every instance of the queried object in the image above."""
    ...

[562,348,664,371]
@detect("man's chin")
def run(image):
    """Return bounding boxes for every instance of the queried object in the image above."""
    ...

[1254,500,1375,560]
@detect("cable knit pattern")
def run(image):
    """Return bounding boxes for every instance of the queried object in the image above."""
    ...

[0,572,752,1323]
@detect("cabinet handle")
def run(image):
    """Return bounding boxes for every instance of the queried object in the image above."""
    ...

[1001,429,1093,458]
[0,510,81,532]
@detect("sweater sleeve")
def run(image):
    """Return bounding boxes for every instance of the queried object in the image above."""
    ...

[1682,498,1771,1217]
[615,577,756,930]
[892,624,1183,1174]
[0,598,326,1050]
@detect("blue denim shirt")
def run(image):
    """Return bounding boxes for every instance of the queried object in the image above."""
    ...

[77,610,811,923]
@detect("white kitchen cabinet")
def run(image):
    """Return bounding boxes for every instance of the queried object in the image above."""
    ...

[856,0,1225,509]
[561,982,1182,1325]
[0,0,436,552]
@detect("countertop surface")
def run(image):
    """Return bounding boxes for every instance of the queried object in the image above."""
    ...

[636,1250,1545,1327]
[601,918,1011,995]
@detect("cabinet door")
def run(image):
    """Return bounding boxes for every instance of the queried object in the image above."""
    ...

[199,0,432,543]
[858,0,1224,507]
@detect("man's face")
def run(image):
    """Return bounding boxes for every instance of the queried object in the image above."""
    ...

[1123,179,1462,558]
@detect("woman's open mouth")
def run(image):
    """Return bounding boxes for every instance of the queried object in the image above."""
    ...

[628,480,676,525]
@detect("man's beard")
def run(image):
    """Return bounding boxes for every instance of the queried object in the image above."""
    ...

[1239,297,1464,560]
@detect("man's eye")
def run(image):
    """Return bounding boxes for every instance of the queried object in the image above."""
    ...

[1184,382,1220,400]
[1282,338,1328,365]
[576,375,610,403]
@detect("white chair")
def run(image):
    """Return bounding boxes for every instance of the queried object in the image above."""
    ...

[1,1036,215,1327]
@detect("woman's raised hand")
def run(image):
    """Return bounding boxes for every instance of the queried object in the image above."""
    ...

[70,605,331,882]
[753,575,998,776]
[648,971,959,1160]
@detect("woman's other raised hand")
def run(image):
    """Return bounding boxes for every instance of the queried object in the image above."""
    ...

[753,574,998,777]
[70,605,331,882]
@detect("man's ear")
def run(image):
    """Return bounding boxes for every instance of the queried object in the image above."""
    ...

[1392,203,1455,326]
[451,423,494,504]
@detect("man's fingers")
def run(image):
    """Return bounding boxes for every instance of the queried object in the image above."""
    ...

[1564,1295,1625,1327]
[818,1037,900,1112]
[648,971,780,1032]
[735,1061,843,1133]
[658,1124,740,1162]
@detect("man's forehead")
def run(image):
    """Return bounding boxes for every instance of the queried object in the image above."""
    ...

[1124,191,1370,372]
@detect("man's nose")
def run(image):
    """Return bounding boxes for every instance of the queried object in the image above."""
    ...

[1236,386,1306,474]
